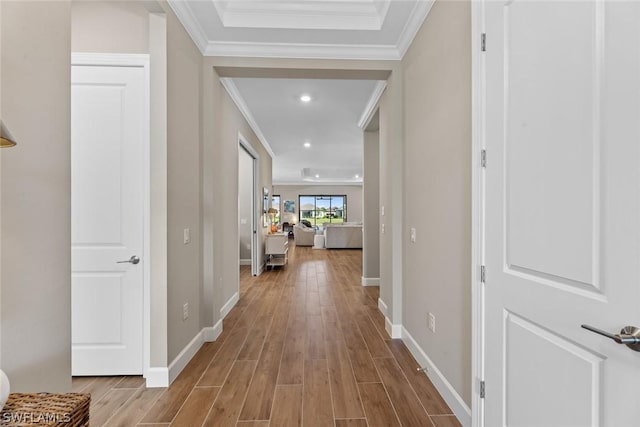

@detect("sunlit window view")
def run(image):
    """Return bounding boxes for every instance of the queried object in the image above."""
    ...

[271,194,281,224]
[299,195,346,227]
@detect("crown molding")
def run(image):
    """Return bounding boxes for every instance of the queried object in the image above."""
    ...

[167,0,209,53]
[214,0,390,31]
[203,41,402,60]
[358,80,387,129]
[396,0,435,58]
[219,78,276,159]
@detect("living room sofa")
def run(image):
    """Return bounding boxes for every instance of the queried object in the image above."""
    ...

[293,224,316,246]
[323,223,363,249]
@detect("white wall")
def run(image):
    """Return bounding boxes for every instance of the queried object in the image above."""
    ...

[1,0,72,392]
[402,0,472,406]
[273,185,363,225]
[238,147,253,262]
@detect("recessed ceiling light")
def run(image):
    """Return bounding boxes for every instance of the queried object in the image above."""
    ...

[300,94,312,103]
[304,142,311,148]
[315,174,320,178]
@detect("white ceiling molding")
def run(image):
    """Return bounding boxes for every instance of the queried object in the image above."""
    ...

[213,0,391,31]
[396,0,435,58]
[167,0,434,60]
[203,41,401,61]
[219,78,276,159]
[167,1,209,52]
[358,80,387,129]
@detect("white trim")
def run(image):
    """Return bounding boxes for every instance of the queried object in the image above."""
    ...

[378,297,388,316]
[204,41,402,60]
[71,53,151,67]
[471,2,486,427]
[221,291,240,319]
[396,0,436,58]
[145,367,169,388]
[358,81,387,129]
[168,330,204,384]
[71,52,153,381]
[361,276,381,287]
[240,259,252,266]
[221,78,276,158]
[204,319,223,342]
[385,317,402,339]
[402,327,472,427]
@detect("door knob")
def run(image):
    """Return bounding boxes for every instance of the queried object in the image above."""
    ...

[117,255,140,265]
[581,324,640,352]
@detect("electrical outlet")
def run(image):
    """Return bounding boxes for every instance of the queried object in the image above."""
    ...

[410,227,417,243]
[381,223,385,234]
[183,228,191,245]
[428,313,436,333]
[183,302,189,321]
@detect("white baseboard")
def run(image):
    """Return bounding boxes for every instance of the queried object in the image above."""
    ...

[361,276,380,286]
[239,259,252,266]
[145,367,169,388]
[168,329,205,385]
[385,316,402,339]
[204,319,223,342]
[402,327,472,427]
[378,298,388,316]
[220,291,240,318]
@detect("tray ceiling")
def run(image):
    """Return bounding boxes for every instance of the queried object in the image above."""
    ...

[167,0,434,59]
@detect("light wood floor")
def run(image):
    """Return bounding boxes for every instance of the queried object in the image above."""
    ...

[73,243,462,427]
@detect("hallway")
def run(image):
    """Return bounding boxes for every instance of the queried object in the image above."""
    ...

[74,245,461,426]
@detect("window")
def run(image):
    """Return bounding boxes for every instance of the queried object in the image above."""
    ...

[299,195,346,227]
[271,194,281,224]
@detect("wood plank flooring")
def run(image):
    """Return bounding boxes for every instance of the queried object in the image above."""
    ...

[73,243,461,426]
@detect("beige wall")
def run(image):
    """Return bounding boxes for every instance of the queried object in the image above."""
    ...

[272,185,363,225]
[1,0,72,392]
[164,3,203,363]
[363,129,380,280]
[402,0,472,405]
[72,1,148,53]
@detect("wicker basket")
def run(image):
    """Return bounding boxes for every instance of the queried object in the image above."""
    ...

[0,393,90,426]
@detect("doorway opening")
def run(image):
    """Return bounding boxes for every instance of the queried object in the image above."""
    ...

[239,136,259,277]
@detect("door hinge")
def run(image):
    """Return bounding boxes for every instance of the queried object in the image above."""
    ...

[480,265,486,284]
[481,149,487,168]
[481,33,486,52]
[480,380,486,398]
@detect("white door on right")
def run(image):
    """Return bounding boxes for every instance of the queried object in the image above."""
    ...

[484,1,640,426]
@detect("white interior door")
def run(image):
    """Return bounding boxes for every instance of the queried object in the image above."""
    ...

[71,63,146,375]
[483,1,640,426]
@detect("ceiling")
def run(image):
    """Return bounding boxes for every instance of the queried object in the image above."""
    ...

[166,0,433,185]
[227,78,383,185]
[167,0,434,60]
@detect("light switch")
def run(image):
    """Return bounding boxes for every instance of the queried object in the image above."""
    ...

[410,227,417,243]
[183,228,191,245]
[381,205,385,216]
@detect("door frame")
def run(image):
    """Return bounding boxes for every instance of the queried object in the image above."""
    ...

[71,53,152,378]
[239,133,260,277]
[471,2,486,427]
